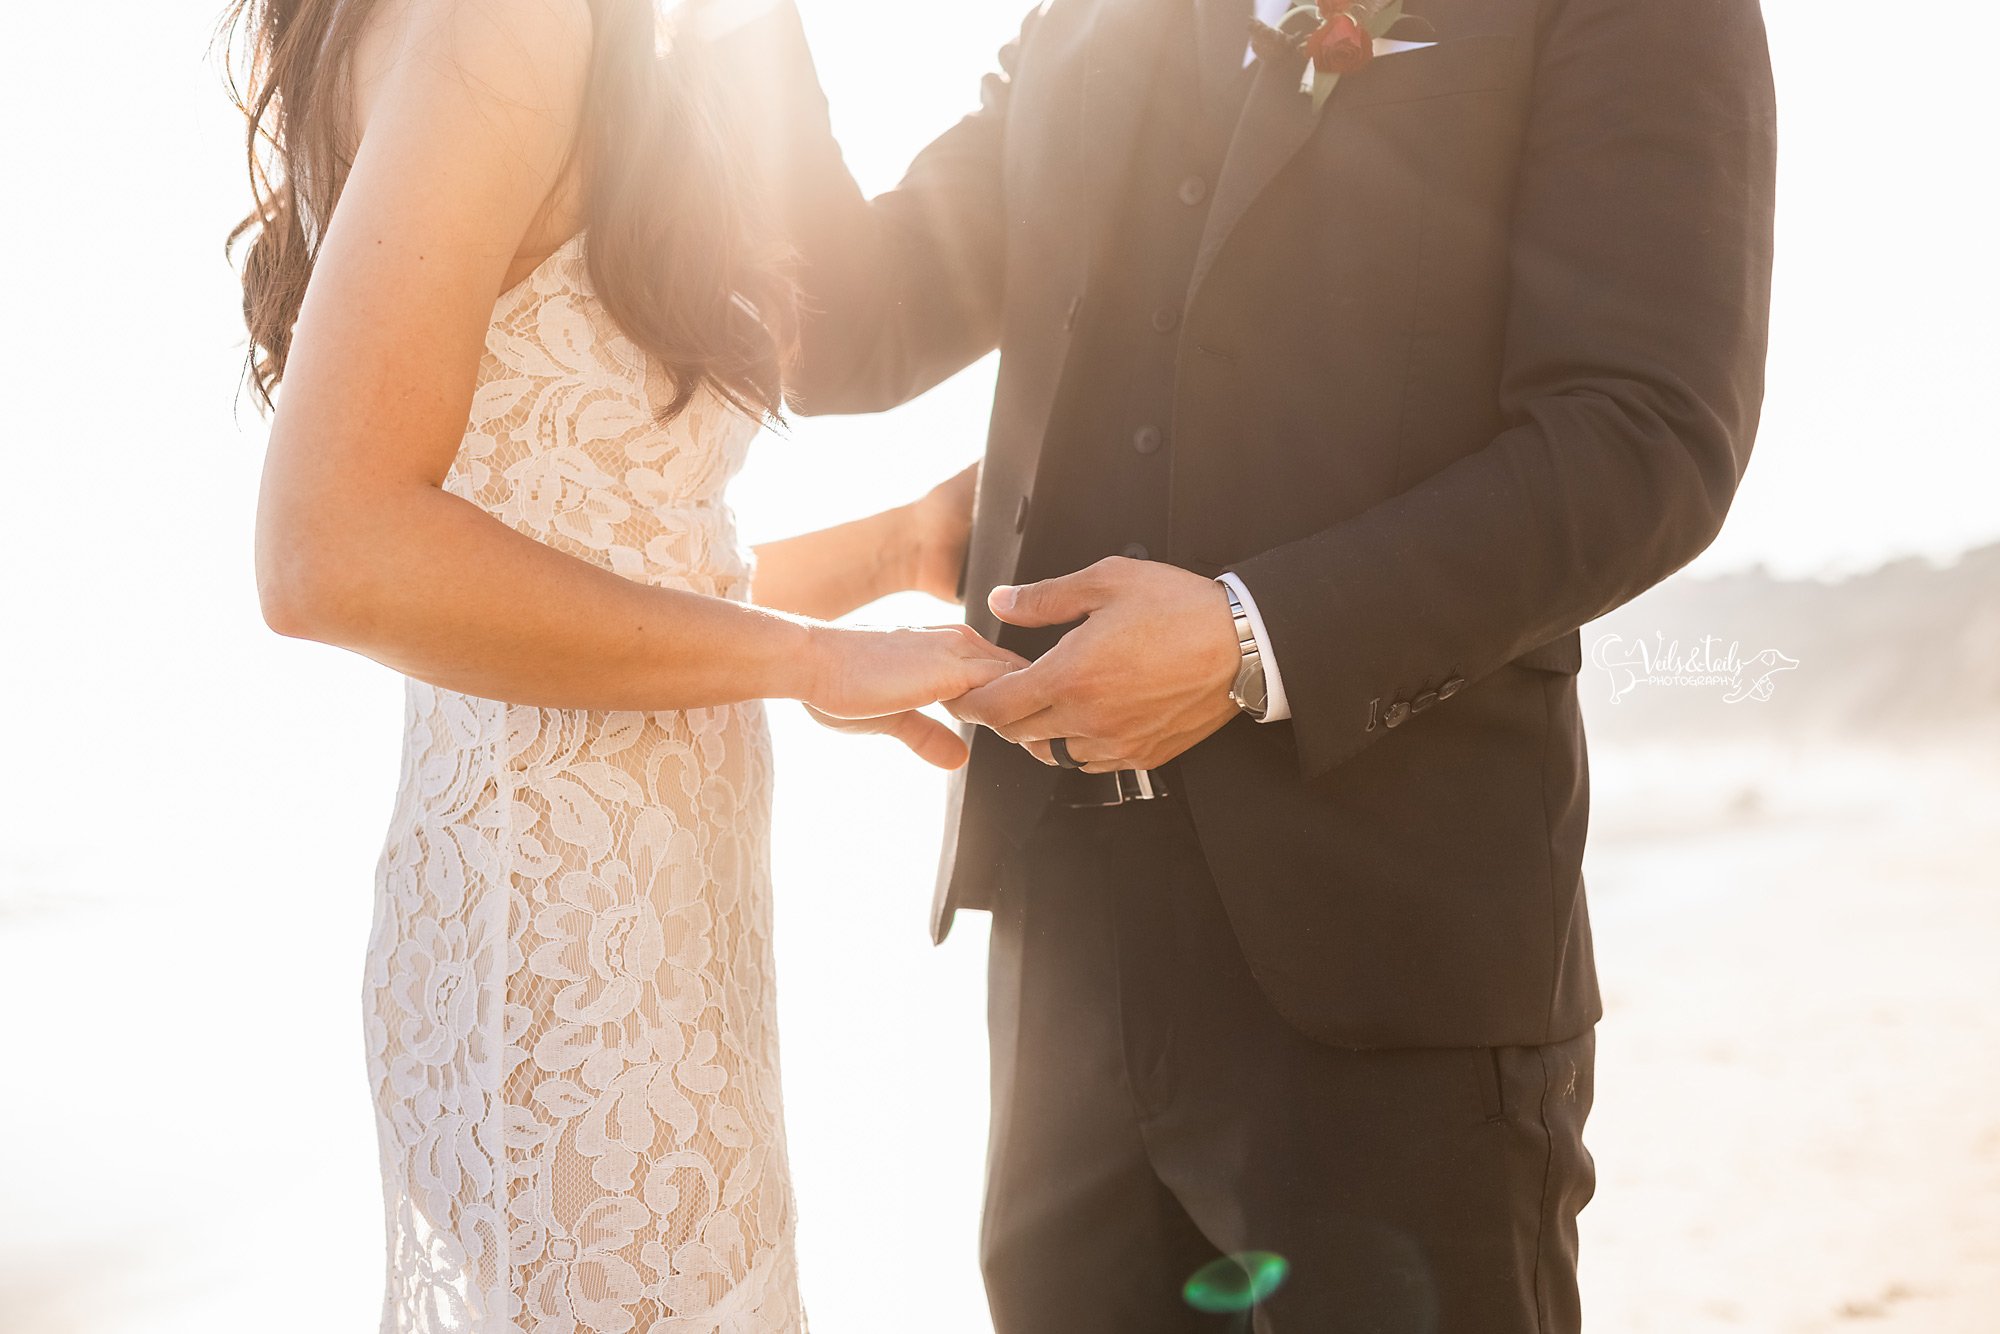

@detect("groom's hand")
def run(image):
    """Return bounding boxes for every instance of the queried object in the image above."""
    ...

[948,557,1242,773]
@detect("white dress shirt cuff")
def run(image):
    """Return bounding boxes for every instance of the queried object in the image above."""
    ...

[1217,572,1292,723]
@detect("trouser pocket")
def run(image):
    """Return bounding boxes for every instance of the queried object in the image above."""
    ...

[1470,1047,1506,1123]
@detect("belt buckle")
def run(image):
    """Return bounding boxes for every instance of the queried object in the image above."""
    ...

[1057,766,1170,809]
[1072,768,1166,807]
[1116,769,1164,803]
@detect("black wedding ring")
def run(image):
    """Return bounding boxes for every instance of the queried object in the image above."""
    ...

[1051,737,1085,770]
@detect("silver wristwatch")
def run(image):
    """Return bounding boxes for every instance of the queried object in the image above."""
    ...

[1221,581,1270,721]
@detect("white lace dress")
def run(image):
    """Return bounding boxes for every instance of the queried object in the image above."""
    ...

[365,236,803,1334]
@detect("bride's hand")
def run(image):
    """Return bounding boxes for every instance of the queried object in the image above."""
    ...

[804,705,972,771]
[806,622,1023,720]
[801,622,1023,769]
[906,463,980,604]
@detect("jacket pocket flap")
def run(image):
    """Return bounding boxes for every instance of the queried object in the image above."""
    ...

[1331,33,1519,110]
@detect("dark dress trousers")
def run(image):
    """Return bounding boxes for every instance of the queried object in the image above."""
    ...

[714,0,1774,1327]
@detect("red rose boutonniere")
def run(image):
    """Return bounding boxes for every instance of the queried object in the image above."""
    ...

[1250,0,1430,110]
[1304,3,1376,75]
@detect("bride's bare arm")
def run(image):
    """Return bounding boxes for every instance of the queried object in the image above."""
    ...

[751,508,916,623]
[254,0,1013,729]
[752,464,976,619]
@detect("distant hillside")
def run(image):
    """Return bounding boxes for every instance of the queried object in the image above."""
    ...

[1577,543,2000,746]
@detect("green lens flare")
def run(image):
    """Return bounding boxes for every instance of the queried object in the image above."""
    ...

[1182,1251,1291,1314]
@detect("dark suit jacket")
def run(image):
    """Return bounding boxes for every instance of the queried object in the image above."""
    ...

[714,0,1777,1049]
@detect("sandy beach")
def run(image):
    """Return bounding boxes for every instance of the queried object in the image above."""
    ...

[1579,741,2000,1332]
[4,726,1996,1334]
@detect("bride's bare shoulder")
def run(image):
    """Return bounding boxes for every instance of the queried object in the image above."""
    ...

[345,0,593,262]
[351,0,594,136]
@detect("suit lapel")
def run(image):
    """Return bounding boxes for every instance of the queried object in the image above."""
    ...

[1188,37,1317,305]
[1079,0,1178,252]
[1196,0,1257,112]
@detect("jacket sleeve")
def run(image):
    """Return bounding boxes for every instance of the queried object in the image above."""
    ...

[707,2,1042,415]
[1230,0,1778,780]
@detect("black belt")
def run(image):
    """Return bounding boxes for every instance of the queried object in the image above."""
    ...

[1051,766,1174,808]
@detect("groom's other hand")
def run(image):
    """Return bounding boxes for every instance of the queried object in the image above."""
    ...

[949,558,1241,773]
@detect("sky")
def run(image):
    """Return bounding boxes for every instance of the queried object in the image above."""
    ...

[0,1,1995,1331]
[740,0,2000,581]
[2,0,1994,581]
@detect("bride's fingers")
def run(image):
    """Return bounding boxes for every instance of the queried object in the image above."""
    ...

[943,624,1029,670]
[955,654,1025,693]
[956,646,1030,675]
[806,706,970,770]
[880,711,971,770]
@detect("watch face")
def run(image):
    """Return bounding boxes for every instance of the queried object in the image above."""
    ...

[1233,658,1268,716]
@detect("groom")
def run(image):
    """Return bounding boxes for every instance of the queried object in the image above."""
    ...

[717,0,1775,1328]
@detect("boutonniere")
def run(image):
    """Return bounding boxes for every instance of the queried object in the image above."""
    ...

[1249,0,1433,110]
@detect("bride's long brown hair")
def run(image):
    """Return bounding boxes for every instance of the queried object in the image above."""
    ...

[221,0,794,422]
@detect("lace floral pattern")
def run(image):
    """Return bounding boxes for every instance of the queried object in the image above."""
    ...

[366,237,801,1333]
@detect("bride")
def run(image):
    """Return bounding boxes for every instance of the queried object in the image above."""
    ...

[223,0,1016,1328]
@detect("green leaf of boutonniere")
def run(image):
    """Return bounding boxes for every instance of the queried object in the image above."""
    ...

[1279,5,1322,35]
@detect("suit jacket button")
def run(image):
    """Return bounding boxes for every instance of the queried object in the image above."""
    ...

[1413,691,1439,713]
[1178,175,1209,206]
[1132,425,1162,455]
[1014,496,1031,532]
[1151,307,1180,334]
[1121,542,1150,561]
[1439,677,1466,699]
[1384,702,1412,729]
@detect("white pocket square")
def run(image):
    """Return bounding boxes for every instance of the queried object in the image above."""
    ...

[1299,38,1440,95]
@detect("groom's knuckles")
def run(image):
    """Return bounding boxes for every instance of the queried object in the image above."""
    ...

[1082,556,1142,599]
[1059,689,1116,738]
